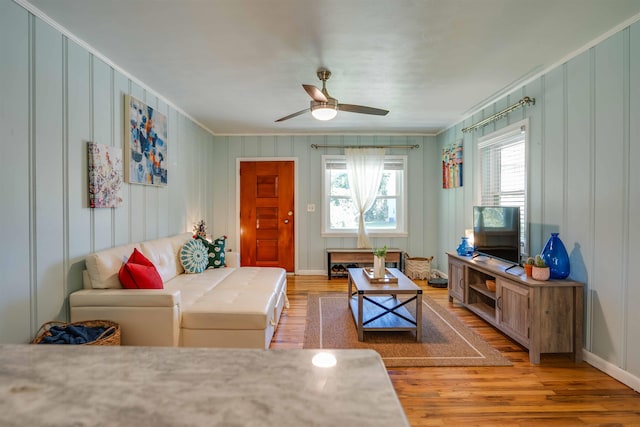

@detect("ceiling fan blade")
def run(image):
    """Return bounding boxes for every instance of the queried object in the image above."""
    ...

[302,84,328,102]
[338,104,389,116]
[275,108,310,122]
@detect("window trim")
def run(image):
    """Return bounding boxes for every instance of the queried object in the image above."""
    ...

[475,119,529,257]
[321,154,409,238]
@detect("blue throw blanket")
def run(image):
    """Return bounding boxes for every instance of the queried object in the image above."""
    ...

[39,324,112,344]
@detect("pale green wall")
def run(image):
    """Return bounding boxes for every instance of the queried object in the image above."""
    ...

[437,22,640,378]
[211,135,441,273]
[0,0,216,343]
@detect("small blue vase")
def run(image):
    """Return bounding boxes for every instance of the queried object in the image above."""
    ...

[541,233,570,279]
[456,237,473,256]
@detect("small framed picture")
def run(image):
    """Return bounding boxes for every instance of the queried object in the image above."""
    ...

[442,140,463,189]
[88,142,123,208]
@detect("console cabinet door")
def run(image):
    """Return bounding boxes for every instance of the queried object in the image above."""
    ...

[496,279,529,346]
[448,258,465,303]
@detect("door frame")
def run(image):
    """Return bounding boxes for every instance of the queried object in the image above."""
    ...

[235,157,299,274]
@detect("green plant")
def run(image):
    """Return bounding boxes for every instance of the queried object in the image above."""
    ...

[534,255,547,268]
[373,245,388,258]
[525,257,535,265]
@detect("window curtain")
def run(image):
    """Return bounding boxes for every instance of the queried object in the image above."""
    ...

[345,148,385,248]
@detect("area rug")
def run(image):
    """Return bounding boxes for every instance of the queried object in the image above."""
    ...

[303,293,512,367]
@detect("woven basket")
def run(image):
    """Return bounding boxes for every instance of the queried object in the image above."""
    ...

[32,320,121,346]
[404,254,434,280]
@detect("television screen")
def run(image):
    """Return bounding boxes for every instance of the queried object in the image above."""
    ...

[473,206,521,264]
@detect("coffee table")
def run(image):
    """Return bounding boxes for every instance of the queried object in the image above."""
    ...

[347,267,423,342]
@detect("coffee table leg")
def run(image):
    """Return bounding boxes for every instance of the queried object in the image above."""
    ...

[416,291,423,342]
[358,293,364,341]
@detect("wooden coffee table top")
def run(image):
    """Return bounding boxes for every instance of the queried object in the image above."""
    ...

[348,268,421,294]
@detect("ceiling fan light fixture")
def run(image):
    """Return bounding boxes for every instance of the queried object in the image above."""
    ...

[310,100,338,121]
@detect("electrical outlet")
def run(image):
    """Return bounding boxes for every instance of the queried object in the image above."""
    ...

[307,203,316,212]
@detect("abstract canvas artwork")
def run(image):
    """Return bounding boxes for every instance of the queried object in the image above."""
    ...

[442,140,463,189]
[88,142,123,208]
[125,95,168,186]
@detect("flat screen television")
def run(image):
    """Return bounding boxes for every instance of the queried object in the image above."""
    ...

[473,206,521,264]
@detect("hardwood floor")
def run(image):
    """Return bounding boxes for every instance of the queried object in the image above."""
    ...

[270,275,640,426]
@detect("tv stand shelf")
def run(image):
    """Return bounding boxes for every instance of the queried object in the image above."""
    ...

[447,252,584,364]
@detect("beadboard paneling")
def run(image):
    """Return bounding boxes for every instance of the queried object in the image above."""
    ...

[437,22,640,381]
[34,17,65,326]
[212,134,439,272]
[0,0,215,343]
[627,18,640,378]
[0,0,32,343]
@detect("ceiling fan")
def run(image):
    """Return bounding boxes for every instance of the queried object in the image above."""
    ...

[275,69,389,122]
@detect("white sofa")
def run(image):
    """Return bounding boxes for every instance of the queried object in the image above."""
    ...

[69,233,288,349]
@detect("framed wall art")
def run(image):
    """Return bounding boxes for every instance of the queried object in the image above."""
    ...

[88,142,123,208]
[442,140,463,189]
[124,95,168,186]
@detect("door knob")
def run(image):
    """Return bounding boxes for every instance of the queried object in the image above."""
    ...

[284,219,289,224]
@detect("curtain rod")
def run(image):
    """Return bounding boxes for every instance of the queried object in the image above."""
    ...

[310,144,420,149]
[461,96,535,133]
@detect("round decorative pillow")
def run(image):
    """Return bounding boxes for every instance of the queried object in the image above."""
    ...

[180,239,208,274]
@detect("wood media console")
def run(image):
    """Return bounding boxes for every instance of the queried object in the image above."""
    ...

[447,252,584,364]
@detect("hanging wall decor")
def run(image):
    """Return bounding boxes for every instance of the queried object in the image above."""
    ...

[88,142,123,208]
[124,95,168,186]
[442,140,463,189]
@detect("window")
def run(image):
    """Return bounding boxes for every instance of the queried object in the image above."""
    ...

[477,121,527,254]
[322,155,408,236]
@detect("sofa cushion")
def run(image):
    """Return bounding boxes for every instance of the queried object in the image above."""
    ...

[122,263,164,289]
[140,233,191,282]
[85,243,140,289]
[118,248,163,289]
[180,267,286,330]
[196,235,226,268]
[164,267,235,308]
[180,239,209,274]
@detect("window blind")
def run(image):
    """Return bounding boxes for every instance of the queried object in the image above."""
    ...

[478,125,527,252]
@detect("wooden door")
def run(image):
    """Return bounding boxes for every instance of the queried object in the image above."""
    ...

[239,161,294,272]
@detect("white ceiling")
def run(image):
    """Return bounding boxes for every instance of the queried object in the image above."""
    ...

[21,0,640,135]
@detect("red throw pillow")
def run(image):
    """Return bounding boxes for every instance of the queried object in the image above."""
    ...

[118,248,163,289]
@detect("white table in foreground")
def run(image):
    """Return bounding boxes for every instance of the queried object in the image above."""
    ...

[347,267,423,342]
[0,344,409,427]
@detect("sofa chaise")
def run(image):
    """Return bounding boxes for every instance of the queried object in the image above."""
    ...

[69,233,288,349]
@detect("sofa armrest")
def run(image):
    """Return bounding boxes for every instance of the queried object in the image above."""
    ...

[70,289,180,307]
[226,251,240,268]
[70,288,181,347]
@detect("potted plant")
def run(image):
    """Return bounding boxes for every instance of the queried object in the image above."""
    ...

[532,255,550,281]
[373,246,388,278]
[524,257,535,277]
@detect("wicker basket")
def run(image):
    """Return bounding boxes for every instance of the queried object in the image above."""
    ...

[32,320,121,346]
[404,254,434,280]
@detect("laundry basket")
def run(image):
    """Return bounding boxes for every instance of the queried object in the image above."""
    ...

[32,320,121,346]
[404,254,434,280]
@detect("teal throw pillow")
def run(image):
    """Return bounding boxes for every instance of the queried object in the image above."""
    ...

[180,239,208,274]
[196,235,226,269]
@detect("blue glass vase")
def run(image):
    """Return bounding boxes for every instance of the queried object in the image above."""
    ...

[541,233,570,279]
[456,237,473,256]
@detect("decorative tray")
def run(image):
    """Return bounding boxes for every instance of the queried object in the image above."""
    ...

[362,268,399,283]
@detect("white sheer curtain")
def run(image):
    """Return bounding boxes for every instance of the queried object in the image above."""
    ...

[345,148,385,248]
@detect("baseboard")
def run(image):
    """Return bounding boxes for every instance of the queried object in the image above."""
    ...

[295,269,327,276]
[583,349,640,393]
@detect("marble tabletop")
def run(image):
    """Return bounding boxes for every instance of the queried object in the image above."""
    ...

[0,344,409,427]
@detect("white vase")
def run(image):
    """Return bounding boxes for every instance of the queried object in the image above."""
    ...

[373,255,386,278]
